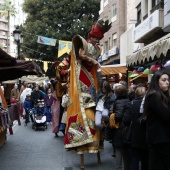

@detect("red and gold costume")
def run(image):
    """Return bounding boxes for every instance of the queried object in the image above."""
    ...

[64,19,111,154]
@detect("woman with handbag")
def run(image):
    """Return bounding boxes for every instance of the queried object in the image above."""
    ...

[95,80,115,131]
[144,71,170,170]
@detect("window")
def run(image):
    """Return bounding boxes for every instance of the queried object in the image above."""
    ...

[104,15,109,22]
[137,3,141,22]
[112,3,117,17]
[152,0,159,8]
[104,41,108,52]
[2,32,6,36]
[2,39,7,45]
[112,33,117,48]
[104,0,108,7]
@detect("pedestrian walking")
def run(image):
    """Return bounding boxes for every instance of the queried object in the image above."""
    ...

[23,94,33,126]
[51,89,60,137]
[44,88,53,124]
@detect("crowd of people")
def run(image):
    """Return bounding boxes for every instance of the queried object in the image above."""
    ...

[1,17,170,170]
[4,80,65,137]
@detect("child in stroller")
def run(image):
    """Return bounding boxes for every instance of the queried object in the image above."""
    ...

[32,99,47,130]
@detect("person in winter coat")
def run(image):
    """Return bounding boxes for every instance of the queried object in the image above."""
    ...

[144,71,170,170]
[31,85,44,106]
[20,84,32,103]
[20,84,32,117]
[95,80,115,130]
[130,86,148,170]
[10,84,19,100]
[44,88,53,124]
[112,84,132,170]
[23,94,33,126]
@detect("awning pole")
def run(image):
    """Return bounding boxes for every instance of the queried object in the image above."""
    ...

[126,67,129,87]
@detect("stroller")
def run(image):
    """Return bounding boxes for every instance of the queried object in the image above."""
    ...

[32,99,47,131]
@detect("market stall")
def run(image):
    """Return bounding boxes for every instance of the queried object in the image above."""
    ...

[0,48,43,147]
[126,34,170,86]
[100,64,127,85]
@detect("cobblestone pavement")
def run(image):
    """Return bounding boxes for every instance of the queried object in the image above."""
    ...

[0,119,115,170]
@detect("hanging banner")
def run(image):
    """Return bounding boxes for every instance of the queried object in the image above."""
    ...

[58,40,72,58]
[25,57,53,72]
[37,36,57,46]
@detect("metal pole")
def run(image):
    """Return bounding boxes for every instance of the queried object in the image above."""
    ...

[17,41,20,59]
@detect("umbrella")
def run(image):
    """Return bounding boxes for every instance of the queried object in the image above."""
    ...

[0,48,17,67]
[0,60,43,81]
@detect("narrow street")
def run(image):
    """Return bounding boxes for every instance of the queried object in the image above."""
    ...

[0,120,115,170]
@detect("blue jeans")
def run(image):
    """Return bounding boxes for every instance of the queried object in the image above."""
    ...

[45,107,52,122]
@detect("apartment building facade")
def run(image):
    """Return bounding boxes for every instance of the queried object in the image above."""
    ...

[0,0,26,56]
[98,0,126,65]
[122,0,170,67]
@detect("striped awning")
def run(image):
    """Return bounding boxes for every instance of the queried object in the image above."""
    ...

[126,33,170,66]
[101,64,126,75]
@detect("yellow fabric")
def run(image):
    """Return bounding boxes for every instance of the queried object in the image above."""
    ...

[0,88,8,109]
[64,36,103,153]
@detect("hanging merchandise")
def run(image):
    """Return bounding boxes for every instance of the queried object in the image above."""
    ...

[0,107,9,147]
[137,66,144,72]
[129,69,139,78]
[143,68,154,74]
[150,64,161,72]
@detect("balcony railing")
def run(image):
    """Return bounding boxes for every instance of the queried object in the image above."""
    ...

[0,36,8,39]
[150,2,164,14]
[143,13,148,20]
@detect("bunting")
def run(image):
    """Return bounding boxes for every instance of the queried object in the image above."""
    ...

[37,36,57,46]
[58,40,72,58]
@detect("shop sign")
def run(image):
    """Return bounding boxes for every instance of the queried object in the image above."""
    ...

[133,10,159,42]
[164,0,170,32]
[108,47,119,56]
[98,56,102,62]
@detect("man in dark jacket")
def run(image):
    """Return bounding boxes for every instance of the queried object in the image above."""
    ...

[31,85,44,106]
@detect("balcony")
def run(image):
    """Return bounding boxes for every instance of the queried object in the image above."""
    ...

[0,26,9,31]
[133,9,165,44]
[150,2,164,14]
[0,18,8,23]
[0,35,8,39]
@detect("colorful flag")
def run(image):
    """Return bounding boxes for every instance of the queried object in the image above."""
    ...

[58,40,72,58]
[37,36,57,46]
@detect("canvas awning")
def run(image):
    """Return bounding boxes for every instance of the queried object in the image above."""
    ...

[21,76,49,83]
[101,64,126,75]
[126,33,170,66]
[0,60,43,81]
[0,48,16,67]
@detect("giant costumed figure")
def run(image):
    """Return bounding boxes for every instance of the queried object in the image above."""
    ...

[64,19,111,169]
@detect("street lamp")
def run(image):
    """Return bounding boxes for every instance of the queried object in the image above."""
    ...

[13,26,23,59]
